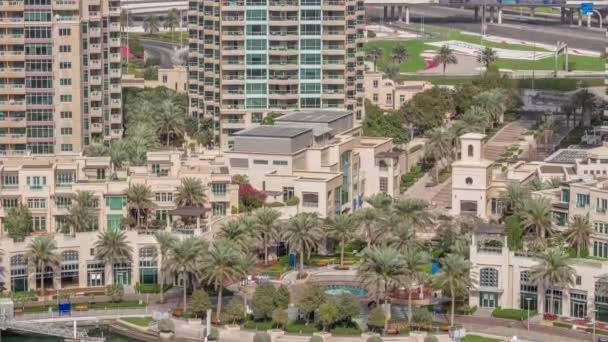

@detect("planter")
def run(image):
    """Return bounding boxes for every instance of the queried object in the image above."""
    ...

[267,329,284,340]
[334,266,350,271]
[313,331,331,341]
[159,331,174,342]
[224,324,241,331]
[409,331,428,342]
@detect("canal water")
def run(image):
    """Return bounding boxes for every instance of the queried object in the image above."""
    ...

[1,327,137,341]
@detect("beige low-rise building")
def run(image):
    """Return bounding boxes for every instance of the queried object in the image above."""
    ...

[121,66,188,93]
[0,151,237,293]
[364,72,432,111]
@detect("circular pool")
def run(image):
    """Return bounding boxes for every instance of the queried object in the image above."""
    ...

[324,285,368,298]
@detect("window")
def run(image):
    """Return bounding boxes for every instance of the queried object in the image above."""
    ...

[60,78,72,86]
[379,177,388,193]
[576,193,590,208]
[56,173,73,185]
[302,192,319,207]
[386,94,392,104]
[283,187,295,202]
[301,54,320,65]
[595,222,608,234]
[212,202,227,216]
[60,95,72,102]
[96,168,105,180]
[61,144,73,152]
[212,183,227,196]
[480,268,498,287]
[59,62,72,69]
[139,247,158,284]
[27,198,46,209]
[301,83,320,94]
[300,39,320,50]
[56,197,71,209]
[465,177,473,185]
[59,28,71,36]
[155,193,174,202]
[400,95,405,104]
[60,111,72,119]
[253,159,268,165]
[594,240,608,258]
[106,196,125,210]
[491,198,505,215]
[373,80,378,88]
[468,145,474,157]
[60,127,72,136]
[156,209,168,222]
[598,198,608,213]
[59,45,71,53]
[372,94,378,102]
[273,160,288,166]
[576,275,582,285]
[3,198,19,208]
[3,175,18,187]
[32,216,46,231]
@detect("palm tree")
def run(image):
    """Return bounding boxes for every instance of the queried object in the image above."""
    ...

[164,9,180,33]
[155,231,177,304]
[400,248,430,324]
[461,106,490,134]
[529,248,575,315]
[503,183,531,215]
[283,213,323,277]
[571,89,598,127]
[252,207,281,265]
[391,46,408,65]
[521,197,554,238]
[217,219,251,251]
[199,240,251,322]
[175,177,207,207]
[165,237,206,311]
[477,47,497,69]
[474,89,508,126]
[125,183,154,228]
[157,100,186,146]
[143,16,160,34]
[94,230,133,286]
[393,197,434,229]
[564,214,592,258]
[432,45,458,75]
[433,253,475,326]
[426,128,451,181]
[366,48,383,72]
[357,246,404,331]
[354,207,379,247]
[120,9,132,33]
[388,222,417,252]
[365,193,392,211]
[66,191,98,235]
[324,214,357,268]
[26,235,60,297]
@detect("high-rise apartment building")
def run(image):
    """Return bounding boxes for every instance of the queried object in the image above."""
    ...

[0,0,123,156]
[187,0,366,150]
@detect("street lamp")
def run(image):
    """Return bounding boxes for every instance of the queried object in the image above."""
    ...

[525,297,532,331]
[592,309,598,342]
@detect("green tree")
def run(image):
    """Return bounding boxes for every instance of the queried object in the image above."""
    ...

[393,197,434,229]
[365,193,393,211]
[362,100,408,143]
[521,197,554,238]
[366,48,383,72]
[366,307,386,332]
[94,230,133,286]
[283,213,323,277]
[199,240,251,322]
[125,183,153,228]
[505,215,524,250]
[217,219,251,251]
[155,231,177,304]
[143,16,160,34]
[412,307,432,327]
[252,283,277,320]
[400,248,430,324]
[333,293,360,323]
[391,46,408,65]
[272,308,288,328]
[175,177,207,207]
[453,83,481,115]
[275,285,290,309]
[530,248,575,315]
[4,204,33,241]
[297,282,326,322]
[66,191,98,235]
[190,289,212,318]
[432,45,458,75]
[157,99,186,146]
[354,207,380,247]
[400,87,454,132]
[252,207,281,265]
[477,47,498,69]
[120,9,132,32]
[318,303,338,331]
[106,283,125,302]
[503,183,531,215]
[165,237,205,311]
[571,89,599,127]
[164,9,180,33]
[26,235,60,297]
[564,214,592,258]
[222,297,246,324]
[425,128,451,181]
[324,214,357,268]
[433,254,475,326]
[474,89,508,126]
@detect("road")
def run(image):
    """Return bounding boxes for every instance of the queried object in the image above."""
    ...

[140,39,183,68]
[368,5,604,52]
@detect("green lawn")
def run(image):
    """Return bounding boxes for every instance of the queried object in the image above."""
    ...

[243,320,275,330]
[122,316,154,327]
[131,32,188,45]
[462,335,502,342]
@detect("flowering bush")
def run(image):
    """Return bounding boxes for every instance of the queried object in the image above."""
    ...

[543,312,558,320]
[239,183,266,212]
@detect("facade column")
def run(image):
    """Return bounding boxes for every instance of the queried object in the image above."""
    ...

[497,8,503,24]
[404,6,410,24]
[397,6,403,22]
[489,7,494,23]
[578,9,582,26]
[474,6,479,20]
[587,13,591,28]
[560,6,566,23]
[390,6,395,21]
[569,8,574,24]
[383,6,387,21]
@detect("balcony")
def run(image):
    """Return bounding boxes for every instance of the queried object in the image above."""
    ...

[109,7,120,16]
[269,0,298,9]
[109,68,122,78]
[268,75,298,85]
[109,53,121,63]
[222,90,245,100]
[268,16,298,25]
[0,100,26,111]
[110,83,121,93]
[0,50,25,61]
[89,43,102,54]
[322,0,345,10]
[0,67,25,78]
[1,0,24,11]
[90,75,102,85]
[0,84,25,95]
[110,99,122,109]
[110,114,122,124]
[0,133,26,144]
[89,107,102,117]
[90,91,102,101]
[89,11,101,20]
[269,90,299,100]
[0,117,26,128]
[0,33,24,44]
[268,31,298,41]
[89,59,101,70]
[110,129,122,138]
[90,123,103,133]
[89,27,101,38]
[109,38,121,48]
[222,119,246,129]
[0,17,23,25]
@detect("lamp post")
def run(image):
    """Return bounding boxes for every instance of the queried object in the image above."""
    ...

[592,309,598,342]
[525,297,532,331]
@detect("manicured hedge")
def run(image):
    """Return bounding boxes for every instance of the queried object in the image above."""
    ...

[243,320,274,331]
[552,321,573,329]
[585,327,608,336]
[492,307,537,321]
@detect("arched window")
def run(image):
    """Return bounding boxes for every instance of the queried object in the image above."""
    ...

[480,268,499,287]
[468,144,474,157]
[465,177,473,185]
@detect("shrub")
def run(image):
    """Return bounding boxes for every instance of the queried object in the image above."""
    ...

[585,327,608,336]
[367,30,376,38]
[285,321,321,334]
[158,319,174,333]
[399,327,410,335]
[252,283,277,320]
[310,336,324,342]
[190,289,211,318]
[367,337,383,342]
[552,321,573,329]
[424,336,438,342]
[253,332,271,342]
[329,322,361,336]
[413,307,433,326]
[367,307,386,331]
[272,308,288,328]
[222,297,246,324]
[286,196,300,206]
[492,307,536,321]
[243,320,273,330]
[105,283,124,302]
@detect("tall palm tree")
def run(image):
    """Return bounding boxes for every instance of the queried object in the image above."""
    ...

[432,45,458,75]
[393,197,434,229]
[164,9,180,33]
[143,16,160,34]
[155,231,177,304]
[324,214,357,268]
[94,230,133,286]
[426,128,451,181]
[175,177,207,207]
[474,89,508,126]
[365,193,392,211]
[252,207,281,265]
[400,248,430,324]
[157,100,186,146]
[564,214,592,258]
[26,235,60,297]
[503,183,531,215]
[283,213,323,277]
[521,197,554,238]
[199,240,251,322]
[354,207,379,247]
[388,222,417,252]
[357,246,404,331]
[366,48,383,72]
[571,89,598,127]
[477,47,497,69]
[461,106,490,134]
[217,219,251,251]
[66,191,98,235]
[391,46,408,65]
[165,237,206,311]
[125,183,154,228]
[529,248,575,315]
[433,253,475,327]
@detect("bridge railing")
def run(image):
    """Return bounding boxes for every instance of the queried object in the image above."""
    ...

[13,307,149,321]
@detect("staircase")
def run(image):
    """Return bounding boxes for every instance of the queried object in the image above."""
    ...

[0,320,105,341]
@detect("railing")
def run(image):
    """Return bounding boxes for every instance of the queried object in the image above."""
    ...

[477,246,502,254]
[13,307,149,321]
